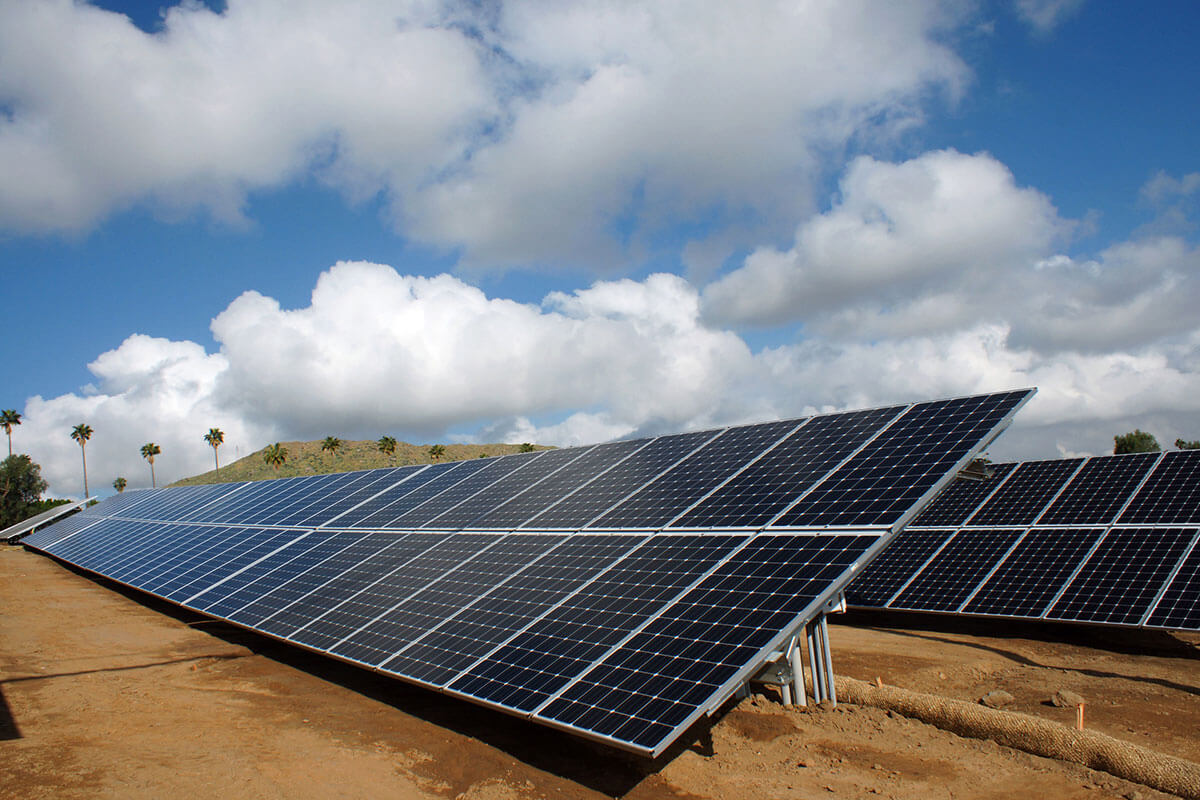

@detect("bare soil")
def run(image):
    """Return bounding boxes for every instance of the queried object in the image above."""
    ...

[2,545,1196,799]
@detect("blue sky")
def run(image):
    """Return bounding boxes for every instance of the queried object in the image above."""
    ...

[2,0,1198,497]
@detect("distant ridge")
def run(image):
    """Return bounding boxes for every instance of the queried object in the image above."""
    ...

[169,439,553,486]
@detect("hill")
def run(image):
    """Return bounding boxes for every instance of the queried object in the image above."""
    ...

[169,439,553,486]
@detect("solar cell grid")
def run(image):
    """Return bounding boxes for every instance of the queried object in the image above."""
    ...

[122,483,237,522]
[962,528,1106,617]
[777,391,1029,528]
[293,533,500,655]
[1144,536,1200,629]
[966,459,1083,527]
[1046,527,1197,625]
[272,469,399,527]
[843,528,955,607]
[155,527,304,602]
[379,534,648,687]
[593,420,799,529]
[229,531,407,629]
[350,462,477,528]
[422,450,575,529]
[19,507,107,549]
[337,533,564,671]
[186,529,322,608]
[446,534,745,712]
[1038,453,1160,525]
[909,463,1015,527]
[259,533,450,639]
[524,430,717,529]
[179,476,296,524]
[536,533,877,750]
[889,529,1025,611]
[1118,450,1200,525]
[390,454,544,529]
[328,465,436,527]
[674,407,902,529]
[464,439,647,529]
[239,472,366,526]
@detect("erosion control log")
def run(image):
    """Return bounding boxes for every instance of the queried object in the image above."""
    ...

[833,676,1200,800]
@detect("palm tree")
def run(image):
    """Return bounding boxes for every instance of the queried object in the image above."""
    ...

[1,409,21,456]
[140,442,161,488]
[428,444,446,462]
[377,435,397,464]
[113,477,127,493]
[518,442,536,453]
[321,436,342,462]
[70,423,93,497]
[204,427,225,477]
[263,443,288,471]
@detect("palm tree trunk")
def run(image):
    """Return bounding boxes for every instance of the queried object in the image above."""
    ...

[213,446,220,477]
[6,432,11,457]
[150,461,156,489]
[80,445,89,497]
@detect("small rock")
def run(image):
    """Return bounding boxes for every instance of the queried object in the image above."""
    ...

[1125,791,1143,800]
[980,690,1015,708]
[1052,689,1085,707]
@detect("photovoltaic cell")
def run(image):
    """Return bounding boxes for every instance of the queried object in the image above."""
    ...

[352,462,479,528]
[328,465,435,527]
[336,533,564,670]
[388,453,541,528]
[593,420,799,529]
[889,529,1024,612]
[19,507,107,549]
[1046,527,1196,625]
[1144,537,1200,629]
[777,391,1029,528]
[966,459,1083,527]
[446,534,745,712]
[963,528,1106,617]
[536,534,876,751]
[1038,453,1159,525]
[843,529,955,607]
[1118,450,1200,525]
[674,407,901,529]
[423,450,575,529]
[909,463,1015,527]
[524,430,717,529]
[380,535,648,687]
[464,439,649,529]
[293,533,502,654]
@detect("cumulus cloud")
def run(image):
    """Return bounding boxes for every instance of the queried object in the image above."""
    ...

[17,254,1200,499]
[702,150,1200,356]
[0,0,967,269]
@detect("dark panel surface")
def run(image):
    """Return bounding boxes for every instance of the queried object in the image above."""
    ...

[1144,536,1200,629]
[844,528,955,607]
[674,407,901,529]
[890,529,1025,611]
[536,534,876,750]
[525,430,717,529]
[967,459,1083,527]
[909,463,1015,527]
[777,391,1030,528]
[962,528,1106,617]
[1118,450,1200,525]
[593,421,799,529]
[1038,454,1159,526]
[1046,527,1196,625]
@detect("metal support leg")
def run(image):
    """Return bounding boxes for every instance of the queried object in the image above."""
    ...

[818,614,837,707]
[807,623,825,703]
[790,641,806,707]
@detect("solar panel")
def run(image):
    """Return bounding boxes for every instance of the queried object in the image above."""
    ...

[776,391,1031,528]
[908,463,1015,527]
[1,498,91,543]
[1144,536,1200,629]
[1044,527,1196,625]
[1118,450,1200,524]
[22,387,1032,756]
[889,529,1025,612]
[849,449,1200,632]
[966,458,1083,527]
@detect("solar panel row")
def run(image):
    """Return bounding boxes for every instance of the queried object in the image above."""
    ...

[21,389,1033,756]
[849,449,1200,631]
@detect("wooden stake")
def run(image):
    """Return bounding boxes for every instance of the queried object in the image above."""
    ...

[1076,702,1085,730]
[875,676,883,689]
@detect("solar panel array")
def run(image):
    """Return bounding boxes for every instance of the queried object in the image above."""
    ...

[21,389,1031,756]
[846,449,1200,631]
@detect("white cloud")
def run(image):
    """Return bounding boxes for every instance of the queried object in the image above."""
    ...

[16,252,1200,499]
[0,0,968,269]
[702,150,1200,356]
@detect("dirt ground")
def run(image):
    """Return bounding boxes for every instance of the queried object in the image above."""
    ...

[2,545,1197,800]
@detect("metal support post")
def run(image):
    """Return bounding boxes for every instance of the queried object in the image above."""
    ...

[818,614,837,707]
[789,639,806,707]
